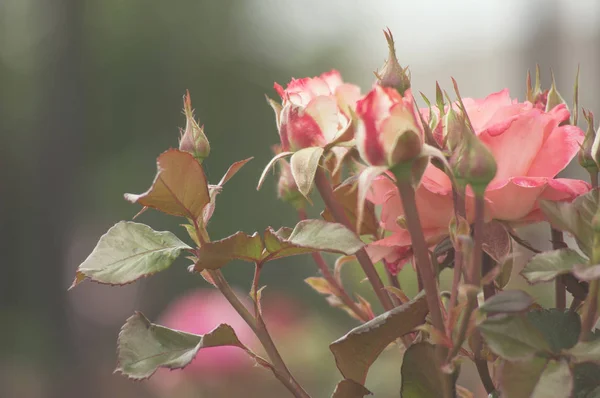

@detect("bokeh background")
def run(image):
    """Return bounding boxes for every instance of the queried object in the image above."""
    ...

[2,0,600,397]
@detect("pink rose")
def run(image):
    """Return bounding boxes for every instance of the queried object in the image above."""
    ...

[355,85,424,166]
[273,70,361,151]
[368,89,590,273]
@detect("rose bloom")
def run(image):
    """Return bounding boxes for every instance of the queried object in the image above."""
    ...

[273,70,361,151]
[366,89,590,274]
[150,289,304,394]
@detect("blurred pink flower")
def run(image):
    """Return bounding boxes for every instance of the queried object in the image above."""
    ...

[150,289,305,393]
[368,89,590,274]
[273,70,361,152]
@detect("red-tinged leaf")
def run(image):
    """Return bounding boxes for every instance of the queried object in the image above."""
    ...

[124,149,210,220]
[305,277,335,295]
[322,182,379,236]
[193,231,263,272]
[356,166,389,233]
[218,157,253,186]
[290,146,324,199]
[330,294,428,384]
[334,255,356,284]
[116,312,251,380]
[73,221,190,287]
[482,220,512,262]
[202,158,253,225]
[257,151,293,190]
[331,379,372,398]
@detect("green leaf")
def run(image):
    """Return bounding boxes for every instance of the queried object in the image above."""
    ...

[279,219,364,257]
[72,221,190,286]
[479,290,534,314]
[521,249,588,284]
[192,220,364,271]
[330,294,428,384]
[400,342,455,398]
[530,360,573,398]
[527,309,581,353]
[193,231,263,271]
[574,362,600,398]
[331,379,372,398]
[499,357,548,398]
[290,146,324,199]
[478,314,552,360]
[116,312,248,380]
[539,190,599,257]
[124,149,210,220]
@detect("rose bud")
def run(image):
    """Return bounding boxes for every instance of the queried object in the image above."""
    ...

[275,153,306,210]
[355,85,423,167]
[179,90,210,162]
[578,110,599,173]
[375,28,411,96]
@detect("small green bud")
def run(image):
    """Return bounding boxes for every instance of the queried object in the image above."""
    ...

[450,113,497,196]
[179,90,210,162]
[578,109,599,173]
[375,28,411,96]
[274,148,306,210]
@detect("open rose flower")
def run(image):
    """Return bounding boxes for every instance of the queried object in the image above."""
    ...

[272,70,361,152]
[367,89,590,273]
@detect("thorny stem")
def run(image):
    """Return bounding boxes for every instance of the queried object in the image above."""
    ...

[581,280,599,341]
[251,263,263,317]
[394,177,445,334]
[298,208,372,322]
[472,194,495,394]
[589,170,599,189]
[449,188,466,314]
[209,269,310,398]
[551,228,567,310]
[314,168,395,312]
[193,222,309,398]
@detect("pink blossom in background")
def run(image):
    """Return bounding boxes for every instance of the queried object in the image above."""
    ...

[273,70,361,151]
[150,289,305,393]
[367,89,590,274]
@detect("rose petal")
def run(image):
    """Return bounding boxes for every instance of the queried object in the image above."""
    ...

[486,177,549,221]
[480,109,548,182]
[462,89,513,131]
[305,96,341,144]
[526,124,585,178]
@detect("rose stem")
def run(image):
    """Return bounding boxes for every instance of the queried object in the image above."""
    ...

[298,209,371,321]
[471,194,495,394]
[551,228,567,310]
[193,224,309,398]
[394,178,445,334]
[448,188,465,328]
[314,168,395,312]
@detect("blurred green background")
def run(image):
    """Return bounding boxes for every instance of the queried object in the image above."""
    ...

[1,0,599,397]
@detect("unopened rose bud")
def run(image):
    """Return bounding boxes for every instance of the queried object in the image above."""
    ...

[355,85,423,168]
[443,105,462,152]
[450,113,497,196]
[375,29,411,96]
[578,110,599,173]
[179,91,210,162]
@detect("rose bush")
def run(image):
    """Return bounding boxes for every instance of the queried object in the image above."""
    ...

[366,89,590,273]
